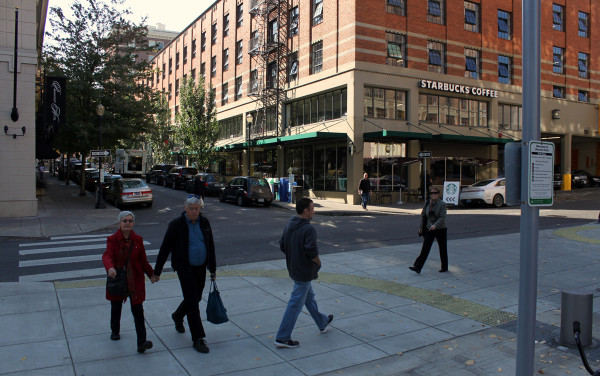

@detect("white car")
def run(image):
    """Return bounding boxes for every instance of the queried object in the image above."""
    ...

[460,178,506,208]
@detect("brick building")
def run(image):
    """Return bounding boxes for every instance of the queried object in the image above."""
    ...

[149,0,599,204]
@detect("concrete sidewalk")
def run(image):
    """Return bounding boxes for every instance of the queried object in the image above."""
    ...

[3,225,600,375]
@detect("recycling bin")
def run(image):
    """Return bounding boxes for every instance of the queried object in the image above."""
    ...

[279,178,289,202]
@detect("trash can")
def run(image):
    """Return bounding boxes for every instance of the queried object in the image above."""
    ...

[292,186,303,204]
[279,178,289,202]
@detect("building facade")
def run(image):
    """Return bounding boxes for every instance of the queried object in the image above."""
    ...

[149,0,599,204]
[0,0,48,217]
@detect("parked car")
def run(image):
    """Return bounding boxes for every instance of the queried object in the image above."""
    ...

[146,164,178,185]
[70,167,95,185]
[460,178,506,208]
[165,166,198,189]
[85,171,112,192]
[570,170,589,188]
[185,173,227,195]
[572,169,600,187]
[219,176,273,207]
[554,172,563,190]
[105,178,153,208]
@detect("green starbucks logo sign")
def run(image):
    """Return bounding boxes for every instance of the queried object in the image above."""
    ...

[445,183,458,195]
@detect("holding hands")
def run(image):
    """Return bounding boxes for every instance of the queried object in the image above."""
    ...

[150,275,160,283]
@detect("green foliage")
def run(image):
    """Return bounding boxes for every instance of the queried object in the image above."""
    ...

[175,74,219,171]
[147,93,173,164]
[43,0,160,156]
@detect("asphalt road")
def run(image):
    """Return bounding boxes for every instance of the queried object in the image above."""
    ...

[2,184,596,282]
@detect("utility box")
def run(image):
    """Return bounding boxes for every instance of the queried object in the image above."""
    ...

[560,289,593,347]
[504,142,521,206]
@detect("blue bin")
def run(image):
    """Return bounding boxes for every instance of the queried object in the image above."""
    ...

[279,178,289,202]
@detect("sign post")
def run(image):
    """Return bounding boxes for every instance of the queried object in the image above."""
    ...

[418,151,432,200]
[528,141,554,207]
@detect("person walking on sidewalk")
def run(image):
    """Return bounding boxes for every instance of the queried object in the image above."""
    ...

[103,211,155,353]
[409,188,449,274]
[275,197,333,348]
[358,173,371,210]
[153,194,216,354]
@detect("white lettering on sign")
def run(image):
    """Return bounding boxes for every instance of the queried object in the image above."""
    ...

[419,80,498,98]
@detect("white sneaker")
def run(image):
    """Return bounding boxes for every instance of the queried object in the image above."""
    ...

[320,315,334,333]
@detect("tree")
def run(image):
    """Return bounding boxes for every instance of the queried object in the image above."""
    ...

[146,93,174,165]
[43,0,160,195]
[175,75,219,171]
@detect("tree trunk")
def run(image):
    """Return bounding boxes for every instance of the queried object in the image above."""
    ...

[79,152,86,196]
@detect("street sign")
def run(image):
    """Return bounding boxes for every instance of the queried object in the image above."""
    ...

[90,149,111,157]
[418,151,432,158]
[528,141,554,206]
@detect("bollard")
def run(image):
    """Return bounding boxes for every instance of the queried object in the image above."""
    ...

[560,289,593,347]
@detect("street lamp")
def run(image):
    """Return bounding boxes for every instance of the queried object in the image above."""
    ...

[246,112,253,176]
[95,103,106,209]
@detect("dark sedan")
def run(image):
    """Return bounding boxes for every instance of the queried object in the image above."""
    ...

[185,173,227,195]
[571,170,590,188]
[219,176,273,207]
[572,169,600,187]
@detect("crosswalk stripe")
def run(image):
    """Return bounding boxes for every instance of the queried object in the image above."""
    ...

[20,238,108,248]
[19,267,108,282]
[19,249,160,267]
[51,234,110,241]
[19,240,151,256]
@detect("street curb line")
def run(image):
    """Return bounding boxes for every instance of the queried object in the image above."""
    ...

[553,224,600,244]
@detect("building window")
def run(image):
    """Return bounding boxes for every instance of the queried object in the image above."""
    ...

[578,90,589,102]
[235,76,242,100]
[578,52,589,78]
[223,49,229,71]
[200,62,205,78]
[465,48,480,79]
[267,61,277,88]
[313,0,323,26]
[222,82,228,105]
[249,69,258,94]
[211,23,217,45]
[552,4,564,31]
[311,41,323,74]
[553,86,564,98]
[419,94,488,127]
[578,12,589,38]
[191,39,196,58]
[169,57,172,73]
[201,31,206,51]
[553,46,564,74]
[386,32,406,67]
[250,30,259,53]
[168,83,172,99]
[288,52,298,82]
[464,1,479,32]
[286,88,348,127]
[183,46,188,64]
[498,55,511,84]
[236,40,243,65]
[211,55,217,77]
[191,68,196,82]
[364,86,407,120]
[175,79,179,97]
[223,14,230,37]
[427,0,444,25]
[175,105,179,115]
[156,71,160,83]
[218,115,243,140]
[236,3,243,28]
[176,52,180,69]
[289,6,299,37]
[162,63,166,78]
[268,18,278,44]
[428,41,445,73]
[498,10,511,40]
[498,103,522,130]
[386,0,405,16]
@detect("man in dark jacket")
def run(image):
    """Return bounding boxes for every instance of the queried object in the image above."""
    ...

[274,197,333,348]
[153,195,216,353]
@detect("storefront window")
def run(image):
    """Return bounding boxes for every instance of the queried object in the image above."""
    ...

[448,97,459,125]
[362,142,408,191]
[419,94,489,128]
[374,88,385,118]
[283,141,347,192]
[396,91,406,119]
[325,91,334,120]
[426,95,438,122]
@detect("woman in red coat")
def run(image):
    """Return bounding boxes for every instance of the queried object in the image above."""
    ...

[103,210,155,353]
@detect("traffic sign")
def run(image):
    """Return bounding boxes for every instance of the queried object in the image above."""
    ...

[418,151,432,158]
[90,149,111,157]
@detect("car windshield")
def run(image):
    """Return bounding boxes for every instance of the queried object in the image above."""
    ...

[472,179,496,187]
[122,180,147,188]
[249,178,269,186]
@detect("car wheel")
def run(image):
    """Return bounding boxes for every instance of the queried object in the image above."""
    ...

[493,194,504,208]
[219,192,226,202]
[146,201,153,208]
[237,195,244,207]
[264,202,271,207]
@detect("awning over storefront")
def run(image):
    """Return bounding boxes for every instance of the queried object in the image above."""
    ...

[432,133,512,144]
[278,131,346,143]
[364,130,433,141]
[215,132,347,151]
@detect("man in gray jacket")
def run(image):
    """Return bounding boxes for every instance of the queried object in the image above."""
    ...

[274,197,333,348]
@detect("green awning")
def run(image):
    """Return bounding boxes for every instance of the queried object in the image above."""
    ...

[364,130,433,140]
[432,134,512,144]
[278,131,346,143]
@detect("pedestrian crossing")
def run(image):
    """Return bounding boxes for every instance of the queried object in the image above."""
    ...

[18,234,159,282]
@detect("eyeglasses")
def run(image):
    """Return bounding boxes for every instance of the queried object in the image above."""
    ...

[430,191,439,195]
[121,219,134,223]
[186,194,201,199]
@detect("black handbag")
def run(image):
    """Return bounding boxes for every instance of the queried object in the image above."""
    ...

[106,242,133,297]
[206,280,228,324]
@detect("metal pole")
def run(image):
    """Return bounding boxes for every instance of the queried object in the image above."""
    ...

[95,112,106,209]
[516,1,541,374]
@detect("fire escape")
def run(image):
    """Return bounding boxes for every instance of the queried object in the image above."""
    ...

[248,0,289,139]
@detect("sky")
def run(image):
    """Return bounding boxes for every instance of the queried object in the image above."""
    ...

[47,0,217,34]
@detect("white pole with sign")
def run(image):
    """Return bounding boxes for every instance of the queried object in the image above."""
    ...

[418,151,431,200]
[528,141,554,207]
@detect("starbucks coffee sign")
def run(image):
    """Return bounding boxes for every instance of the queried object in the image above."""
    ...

[419,80,499,98]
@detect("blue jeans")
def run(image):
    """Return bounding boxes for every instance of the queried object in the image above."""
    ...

[276,280,328,341]
[361,193,369,209]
